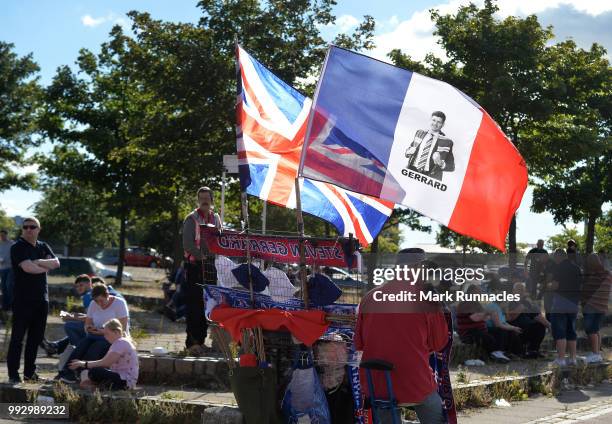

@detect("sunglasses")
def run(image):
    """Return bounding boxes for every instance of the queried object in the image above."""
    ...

[22,225,38,230]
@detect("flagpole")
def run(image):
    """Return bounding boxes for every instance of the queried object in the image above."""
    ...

[235,40,255,307]
[295,45,333,309]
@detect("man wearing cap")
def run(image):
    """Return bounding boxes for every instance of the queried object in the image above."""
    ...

[182,186,222,353]
[355,248,449,423]
[7,217,59,383]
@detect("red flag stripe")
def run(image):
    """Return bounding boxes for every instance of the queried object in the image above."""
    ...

[448,113,528,251]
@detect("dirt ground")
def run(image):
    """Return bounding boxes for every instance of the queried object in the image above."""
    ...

[48,266,168,298]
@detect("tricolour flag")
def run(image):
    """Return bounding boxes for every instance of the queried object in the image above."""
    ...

[236,46,394,246]
[301,46,528,251]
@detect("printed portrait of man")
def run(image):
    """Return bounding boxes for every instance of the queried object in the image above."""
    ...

[405,111,455,181]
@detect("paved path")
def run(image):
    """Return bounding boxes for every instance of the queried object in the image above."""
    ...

[458,382,612,423]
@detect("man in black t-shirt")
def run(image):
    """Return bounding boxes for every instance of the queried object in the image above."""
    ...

[7,217,59,383]
[524,239,548,299]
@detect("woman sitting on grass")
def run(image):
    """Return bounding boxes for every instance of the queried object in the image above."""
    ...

[68,318,138,390]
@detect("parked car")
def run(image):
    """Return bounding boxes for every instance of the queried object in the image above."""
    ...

[50,257,132,281]
[96,247,173,268]
[95,248,119,266]
[92,260,132,281]
[50,257,97,277]
[125,247,173,268]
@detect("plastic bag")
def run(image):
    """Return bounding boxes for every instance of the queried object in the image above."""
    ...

[282,352,331,424]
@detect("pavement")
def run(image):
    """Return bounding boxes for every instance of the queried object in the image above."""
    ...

[458,381,612,423]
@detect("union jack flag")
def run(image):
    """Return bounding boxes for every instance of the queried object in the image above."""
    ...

[236,46,394,246]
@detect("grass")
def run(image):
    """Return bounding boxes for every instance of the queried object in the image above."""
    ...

[52,382,200,424]
[130,327,150,342]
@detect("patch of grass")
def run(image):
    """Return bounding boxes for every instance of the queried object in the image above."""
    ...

[130,327,149,342]
[159,391,184,400]
[52,382,199,424]
[456,367,470,384]
[65,296,81,312]
[489,378,529,401]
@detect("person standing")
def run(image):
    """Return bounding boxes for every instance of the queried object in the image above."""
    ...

[355,248,449,423]
[182,187,221,353]
[547,249,582,367]
[0,229,15,314]
[7,217,59,383]
[581,254,611,363]
[524,239,548,298]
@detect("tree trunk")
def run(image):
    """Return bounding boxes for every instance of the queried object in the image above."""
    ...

[508,214,517,267]
[116,213,127,286]
[585,210,598,254]
[367,236,379,291]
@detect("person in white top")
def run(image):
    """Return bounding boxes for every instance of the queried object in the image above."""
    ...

[58,284,130,383]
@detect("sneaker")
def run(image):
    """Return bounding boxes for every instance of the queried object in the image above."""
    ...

[8,375,22,384]
[490,351,511,363]
[551,358,567,367]
[585,353,603,364]
[59,371,77,384]
[176,316,186,323]
[40,339,58,356]
[24,373,47,383]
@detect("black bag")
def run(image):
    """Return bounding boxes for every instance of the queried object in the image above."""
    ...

[229,367,282,424]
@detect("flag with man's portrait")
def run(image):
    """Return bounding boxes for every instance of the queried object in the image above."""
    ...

[300,46,528,251]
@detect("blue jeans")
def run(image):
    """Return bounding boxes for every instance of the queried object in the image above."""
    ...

[0,268,14,311]
[376,390,445,424]
[54,321,87,353]
[62,334,110,375]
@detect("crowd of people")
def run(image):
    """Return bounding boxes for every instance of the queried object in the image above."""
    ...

[455,239,610,366]
[1,217,138,390]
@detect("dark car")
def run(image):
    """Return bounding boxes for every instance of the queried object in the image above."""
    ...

[49,257,97,277]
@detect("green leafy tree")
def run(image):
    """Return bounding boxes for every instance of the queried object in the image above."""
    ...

[546,227,585,251]
[594,210,612,253]
[0,42,40,191]
[33,180,119,256]
[390,1,553,254]
[436,226,500,254]
[39,27,149,284]
[529,41,612,253]
[0,207,16,235]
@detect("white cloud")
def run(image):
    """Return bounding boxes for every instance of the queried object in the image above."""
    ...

[81,14,109,27]
[336,14,359,32]
[368,0,612,65]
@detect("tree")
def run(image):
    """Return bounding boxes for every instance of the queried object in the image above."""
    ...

[0,207,16,235]
[0,42,40,192]
[594,210,612,253]
[33,179,119,255]
[436,226,500,254]
[547,227,585,251]
[529,41,612,253]
[39,27,150,284]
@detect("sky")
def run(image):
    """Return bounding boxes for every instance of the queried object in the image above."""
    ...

[1,0,611,246]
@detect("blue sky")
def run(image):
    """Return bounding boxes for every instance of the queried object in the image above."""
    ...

[1,0,611,246]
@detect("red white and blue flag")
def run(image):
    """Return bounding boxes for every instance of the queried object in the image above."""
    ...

[236,46,394,246]
[301,47,528,251]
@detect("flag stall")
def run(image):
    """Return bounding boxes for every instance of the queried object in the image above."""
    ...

[205,42,527,423]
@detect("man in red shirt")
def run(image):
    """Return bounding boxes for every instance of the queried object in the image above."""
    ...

[355,248,448,423]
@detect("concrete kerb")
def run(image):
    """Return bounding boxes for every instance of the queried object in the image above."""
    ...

[0,363,609,423]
